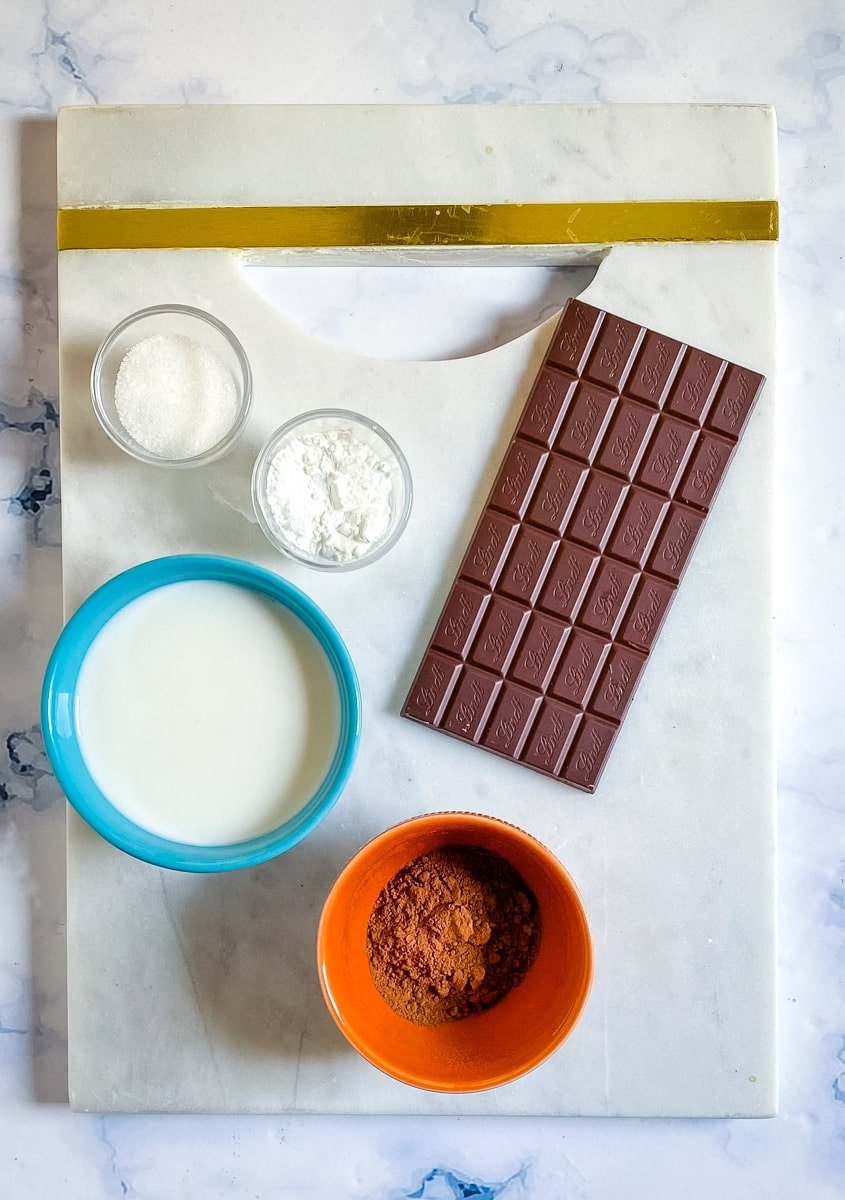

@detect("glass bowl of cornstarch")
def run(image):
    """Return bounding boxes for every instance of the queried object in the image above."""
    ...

[91,304,252,467]
[252,409,413,571]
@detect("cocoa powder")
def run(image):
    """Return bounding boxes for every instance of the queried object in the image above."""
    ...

[366,844,540,1026]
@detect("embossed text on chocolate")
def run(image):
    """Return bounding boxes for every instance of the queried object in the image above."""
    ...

[691,443,724,498]
[575,725,605,774]
[403,299,764,791]
[653,426,682,482]
[600,322,632,380]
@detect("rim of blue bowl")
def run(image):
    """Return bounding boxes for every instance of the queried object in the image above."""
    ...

[41,555,361,873]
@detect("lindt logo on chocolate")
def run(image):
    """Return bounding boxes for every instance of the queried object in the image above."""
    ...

[416,660,445,716]
[594,571,623,620]
[622,501,653,552]
[599,322,631,379]
[653,426,682,481]
[691,444,723,497]
[575,726,606,774]
[535,712,567,765]
[582,483,611,536]
[632,587,662,637]
[722,374,750,427]
[473,523,502,571]
[483,611,513,658]
[571,396,600,449]
[524,626,554,676]
[444,592,475,642]
[541,466,571,516]
[454,679,486,732]
[565,642,593,690]
[493,697,524,745]
[552,555,582,605]
[681,363,711,407]
[558,307,590,357]
[501,449,531,507]
[512,538,542,590]
[533,379,558,432]
[662,516,693,570]
[638,339,671,394]
[610,414,640,466]
[604,657,633,708]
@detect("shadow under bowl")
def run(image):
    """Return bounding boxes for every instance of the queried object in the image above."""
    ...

[90,304,252,467]
[41,555,361,872]
[251,408,413,571]
[317,811,593,1093]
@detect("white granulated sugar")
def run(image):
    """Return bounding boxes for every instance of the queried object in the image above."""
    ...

[114,333,238,459]
[266,428,393,563]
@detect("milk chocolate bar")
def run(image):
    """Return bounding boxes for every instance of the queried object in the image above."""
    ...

[403,300,764,791]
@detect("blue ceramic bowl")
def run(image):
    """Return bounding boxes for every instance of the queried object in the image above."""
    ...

[41,555,361,872]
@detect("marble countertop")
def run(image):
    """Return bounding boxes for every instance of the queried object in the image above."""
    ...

[0,1,842,1196]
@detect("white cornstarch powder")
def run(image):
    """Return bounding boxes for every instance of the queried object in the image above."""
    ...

[265,428,393,563]
[114,334,238,459]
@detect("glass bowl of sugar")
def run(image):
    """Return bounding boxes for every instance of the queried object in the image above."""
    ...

[91,304,252,467]
[252,409,413,571]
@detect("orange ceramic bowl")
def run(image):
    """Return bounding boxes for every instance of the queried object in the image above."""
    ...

[317,812,593,1093]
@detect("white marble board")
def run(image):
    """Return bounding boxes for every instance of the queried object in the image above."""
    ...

[57,104,777,1116]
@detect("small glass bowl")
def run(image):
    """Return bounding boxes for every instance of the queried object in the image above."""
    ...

[90,304,252,468]
[252,409,413,571]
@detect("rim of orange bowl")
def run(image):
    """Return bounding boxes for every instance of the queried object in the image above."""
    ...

[316,811,594,1093]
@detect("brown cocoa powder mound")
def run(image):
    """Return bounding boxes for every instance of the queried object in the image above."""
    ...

[365,844,540,1026]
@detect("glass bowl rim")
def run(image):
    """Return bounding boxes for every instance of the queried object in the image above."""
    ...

[90,303,253,468]
[251,407,413,572]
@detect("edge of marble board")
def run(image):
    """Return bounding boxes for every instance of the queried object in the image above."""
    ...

[57,104,777,1115]
[57,102,778,207]
[61,250,776,1118]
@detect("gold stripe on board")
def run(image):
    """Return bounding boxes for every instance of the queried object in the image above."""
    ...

[57,201,779,251]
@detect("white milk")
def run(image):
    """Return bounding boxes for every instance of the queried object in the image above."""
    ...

[76,580,341,845]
